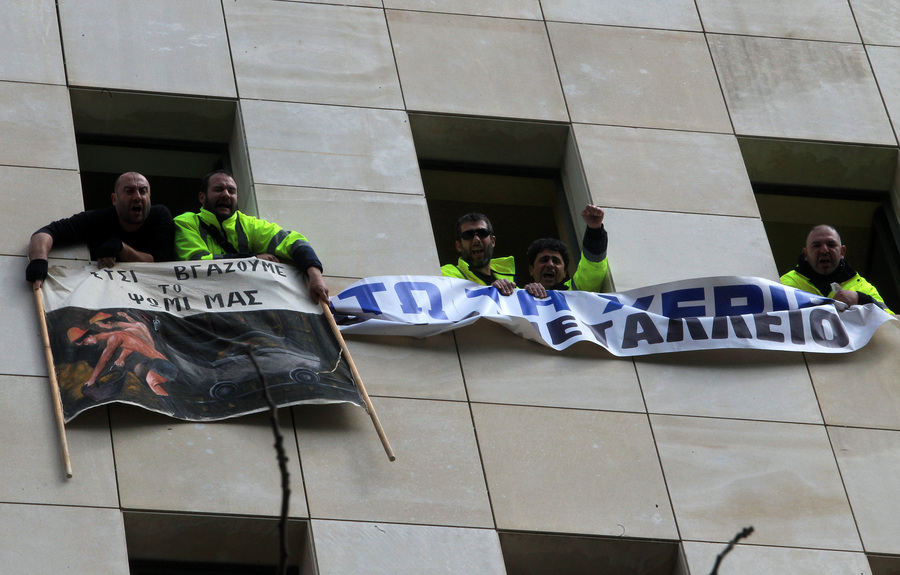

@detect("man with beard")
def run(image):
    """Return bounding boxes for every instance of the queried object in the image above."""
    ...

[173,170,328,302]
[26,172,174,289]
[522,204,609,298]
[781,224,892,313]
[441,212,517,295]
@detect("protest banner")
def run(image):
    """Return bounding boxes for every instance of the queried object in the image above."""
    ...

[331,275,895,356]
[38,259,364,425]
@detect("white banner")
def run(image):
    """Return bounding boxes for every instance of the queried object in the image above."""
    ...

[42,258,322,316]
[330,275,895,356]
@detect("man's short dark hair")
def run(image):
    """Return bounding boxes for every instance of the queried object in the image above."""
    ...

[527,238,570,268]
[455,213,493,238]
[200,169,234,195]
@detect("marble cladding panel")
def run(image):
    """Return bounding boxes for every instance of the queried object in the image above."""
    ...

[340,333,468,401]
[0,503,129,574]
[549,23,732,132]
[58,0,236,96]
[387,10,569,121]
[384,0,543,19]
[696,0,861,42]
[0,82,78,170]
[455,321,646,413]
[254,185,438,278]
[635,348,822,423]
[0,375,118,507]
[225,1,403,109]
[807,320,900,430]
[112,408,309,517]
[472,403,677,539]
[682,542,873,574]
[295,398,494,527]
[0,256,55,377]
[652,415,862,550]
[709,34,895,145]
[542,0,702,30]
[0,0,65,84]
[601,208,778,292]
[241,100,423,195]
[868,46,900,143]
[0,166,84,258]
[851,0,900,46]
[312,520,507,575]
[829,426,900,555]
[572,125,758,216]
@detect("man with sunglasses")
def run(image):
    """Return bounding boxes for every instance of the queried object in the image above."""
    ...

[173,170,328,303]
[441,213,517,295]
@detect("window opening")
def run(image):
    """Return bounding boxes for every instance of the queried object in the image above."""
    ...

[77,135,228,217]
[408,113,595,289]
[869,552,900,575]
[755,184,900,312]
[740,137,900,312]
[499,531,682,575]
[69,89,244,221]
[423,163,574,287]
[124,512,311,575]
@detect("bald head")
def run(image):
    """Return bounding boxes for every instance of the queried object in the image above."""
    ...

[111,172,151,231]
[803,224,846,276]
[808,224,840,244]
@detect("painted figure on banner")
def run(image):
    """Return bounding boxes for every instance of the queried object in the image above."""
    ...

[440,212,517,295]
[173,170,328,302]
[71,311,176,399]
[26,172,175,289]
[780,224,893,314]
[523,204,610,299]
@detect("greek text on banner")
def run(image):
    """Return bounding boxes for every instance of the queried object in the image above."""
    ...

[330,275,895,356]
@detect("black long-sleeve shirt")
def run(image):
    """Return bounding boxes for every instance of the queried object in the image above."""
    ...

[36,205,174,262]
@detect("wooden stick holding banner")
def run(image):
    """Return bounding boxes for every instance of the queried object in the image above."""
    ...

[320,300,396,462]
[33,287,74,478]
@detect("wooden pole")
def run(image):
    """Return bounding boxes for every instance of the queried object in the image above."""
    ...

[33,287,73,478]
[319,301,395,462]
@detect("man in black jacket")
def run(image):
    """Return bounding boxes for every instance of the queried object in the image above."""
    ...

[26,172,174,289]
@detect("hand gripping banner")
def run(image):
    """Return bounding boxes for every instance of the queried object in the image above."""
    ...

[330,275,895,356]
[39,260,364,423]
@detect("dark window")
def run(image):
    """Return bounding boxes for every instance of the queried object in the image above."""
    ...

[124,512,311,574]
[423,164,575,287]
[70,89,240,219]
[740,136,900,311]
[499,531,682,575]
[755,184,900,312]
[409,114,596,288]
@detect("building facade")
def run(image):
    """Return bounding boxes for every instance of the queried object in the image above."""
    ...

[3,1,900,573]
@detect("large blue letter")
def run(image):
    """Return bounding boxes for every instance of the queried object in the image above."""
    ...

[336,282,387,315]
[661,287,706,318]
[395,281,449,320]
[465,286,500,305]
[516,290,571,317]
[714,284,764,316]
